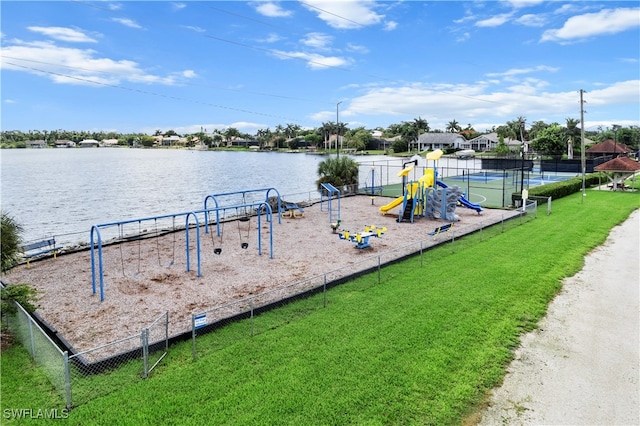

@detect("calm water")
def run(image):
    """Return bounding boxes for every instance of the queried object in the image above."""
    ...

[1,148,480,246]
[0,149,334,246]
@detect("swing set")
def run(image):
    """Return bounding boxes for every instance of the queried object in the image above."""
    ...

[207,205,254,255]
[89,188,281,302]
[91,211,202,302]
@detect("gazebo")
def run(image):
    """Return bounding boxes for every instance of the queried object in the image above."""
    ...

[594,156,640,191]
[586,139,631,159]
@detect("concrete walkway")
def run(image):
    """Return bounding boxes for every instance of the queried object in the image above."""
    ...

[478,209,639,425]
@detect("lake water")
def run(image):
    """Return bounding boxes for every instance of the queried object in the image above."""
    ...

[1,148,418,246]
[1,148,487,246]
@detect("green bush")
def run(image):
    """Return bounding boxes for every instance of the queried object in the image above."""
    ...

[516,173,605,203]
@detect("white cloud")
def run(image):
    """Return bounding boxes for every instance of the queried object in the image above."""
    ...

[257,33,282,43]
[586,80,640,105]
[254,2,292,18]
[1,40,189,86]
[486,65,558,78]
[4,99,16,104]
[301,0,384,29]
[346,43,368,54]
[270,49,350,70]
[182,70,196,78]
[383,21,398,31]
[112,18,143,29]
[172,3,186,11]
[541,7,640,42]
[337,75,636,131]
[503,0,545,9]
[515,13,546,27]
[475,13,514,28]
[27,26,97,43]
[183,26,206,33]
[456,32,470,42]
[301,32,333,50]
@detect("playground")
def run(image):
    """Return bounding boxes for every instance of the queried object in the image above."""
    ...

[5,179,520,356]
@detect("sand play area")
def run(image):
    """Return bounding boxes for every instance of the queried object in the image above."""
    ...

[3,194,638,424]
[3,194,516,354]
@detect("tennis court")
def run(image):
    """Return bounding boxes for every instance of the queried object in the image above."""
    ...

[359,164,573,209]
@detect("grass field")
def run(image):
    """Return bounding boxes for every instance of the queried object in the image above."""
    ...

[1,189,638,425]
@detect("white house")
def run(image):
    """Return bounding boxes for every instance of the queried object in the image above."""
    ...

[462,132,524,152]
[54,140,76,148]
[26,140,47,148]
[79,139,99,148]
[413,133,466,152]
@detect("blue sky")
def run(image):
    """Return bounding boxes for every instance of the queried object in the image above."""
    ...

[1,1,639,136]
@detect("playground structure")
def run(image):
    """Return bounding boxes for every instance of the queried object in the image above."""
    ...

[90,188,279,302]
[364,166,384,204]
[338,224,387,249]
[320,183,342,232]
[380,150,482,223]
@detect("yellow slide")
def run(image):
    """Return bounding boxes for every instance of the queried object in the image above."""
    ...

[380,182,420,213]
[379,195,404,213]
[379,170,434,214]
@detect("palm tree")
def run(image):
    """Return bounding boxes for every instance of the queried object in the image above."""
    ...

[316,156,359,193]
[321,122,334,150]
[564,118,581,159]
[1,211,22,273]
[446,119,461,133]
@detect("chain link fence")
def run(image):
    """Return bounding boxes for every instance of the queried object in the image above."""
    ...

[3,296,169,409]
[191,207,537,359]
[6,203,537,410]
[7,302,67,397]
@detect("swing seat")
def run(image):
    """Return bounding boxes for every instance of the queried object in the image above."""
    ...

[214,248,222,255]
[241,242,249,249]
[239,216,250,222]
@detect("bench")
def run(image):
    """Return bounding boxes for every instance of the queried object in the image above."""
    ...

[21,238,61,267]
[282,203,304,218]
[427,223,453,239]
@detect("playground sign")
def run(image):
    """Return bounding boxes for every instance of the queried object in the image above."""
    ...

[194,313,207,329]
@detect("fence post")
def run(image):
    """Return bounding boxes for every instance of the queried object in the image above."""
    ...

[323,275,327,308]
[377,256,381,284]
[142,329,149,379]
[27,315,36,357]
[191,314,197,361]
[63,351,72,409]
[250,298,254,337]
[164,311,169,352]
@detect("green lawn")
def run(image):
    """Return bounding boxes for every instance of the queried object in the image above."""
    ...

[2,189,638,425]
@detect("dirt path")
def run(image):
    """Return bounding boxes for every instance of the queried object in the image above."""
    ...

[478,209,639,425]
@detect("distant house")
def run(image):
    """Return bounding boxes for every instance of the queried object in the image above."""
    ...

[79,139,99,148]
[586,139,631,159]
[54,140,76,148]
[101,138,119,147]
[462,132,524,152]
[161,135,181,146]
[26,140,47,148]
[413,133,466,151]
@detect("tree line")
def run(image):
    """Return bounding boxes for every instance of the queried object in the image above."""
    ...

[1,118,638,155]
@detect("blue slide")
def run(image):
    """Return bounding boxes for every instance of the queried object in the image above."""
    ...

[436,180,483,213]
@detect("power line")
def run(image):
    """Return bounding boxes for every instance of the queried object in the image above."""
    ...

[5,61,302,123]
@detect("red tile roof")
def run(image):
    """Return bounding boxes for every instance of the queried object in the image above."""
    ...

[587,139,631,154]
[594,156,640,172]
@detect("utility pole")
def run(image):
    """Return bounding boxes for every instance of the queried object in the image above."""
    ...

[580,89,587,201]
[518,117,526,196]
[336,101,342,158]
